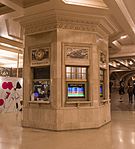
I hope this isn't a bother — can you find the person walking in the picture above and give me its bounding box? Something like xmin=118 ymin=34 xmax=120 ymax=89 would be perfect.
xmin=11 ymin=88 xmax=22 ymax=111
xmin=133 ymin=84 xmax=135 ymax=103
xmin=119 ymin=80 xmax=125 ymax=102
xmin=127 ymin=84 xmax=133 ymax=104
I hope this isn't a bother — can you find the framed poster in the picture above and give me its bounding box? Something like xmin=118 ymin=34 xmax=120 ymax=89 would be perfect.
xmin=30 ymin=46 xmax=50 ymax=67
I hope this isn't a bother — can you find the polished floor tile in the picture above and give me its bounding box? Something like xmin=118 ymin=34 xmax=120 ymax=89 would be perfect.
xmin=0 ymin=111 xmax=135 ymax=149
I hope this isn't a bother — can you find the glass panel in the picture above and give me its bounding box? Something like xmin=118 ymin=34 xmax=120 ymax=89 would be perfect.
xmin=66 ymin=66 xmax=87 ymax=80
xmin=82 ymin=67 xmax=86 ymax=79
xmin=77 ymin=67 xmax=82 ymax=79
xmin=77 ymin=67 xmax=82 ymax=73
xmin=82 ymin=67 xmax=86 ymax=73
xmin=66 ymin=73 xmax=71 ymax=79
xmin=82 ymin=73 xmax=86 ymax=79
xmin=71 ymin=67 xmax=76 ymax=79
xmin=100 ymin=69 xmax=103 ymax=75
xmin=66 ymin=67 xmax=71 ymax=73
xmin=100 ymin=75 xmax=103 ymax=81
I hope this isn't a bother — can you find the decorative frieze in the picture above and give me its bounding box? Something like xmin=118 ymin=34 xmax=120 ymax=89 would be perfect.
xmin=66 ymin=47 xmax=88 ymax=59
xmin=20 ymin=13 xmax=117 ymax=37
xmin=63 ymin=43 xmax=91 ymax=65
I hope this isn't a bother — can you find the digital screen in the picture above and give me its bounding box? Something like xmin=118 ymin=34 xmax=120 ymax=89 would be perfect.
xmin=68 ymin=84 xmax=85 ymax=98
xmin=100 ymin=84 xmax=103 ymax=97
xmin=33 ymin=80 xmax=50 ymax=100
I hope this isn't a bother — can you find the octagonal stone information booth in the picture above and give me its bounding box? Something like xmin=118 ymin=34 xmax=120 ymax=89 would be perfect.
xmin=19 ymin=10 xmax=112 ymax=130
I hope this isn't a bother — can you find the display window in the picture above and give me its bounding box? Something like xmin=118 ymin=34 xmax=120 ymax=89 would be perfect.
xmin=31 ymin=66 xmax=50 ymax=101
xmin=32 ymin=79 xmax=50 ymax=101
xmin=65 ymin=66 xmax=88 ymax=101
xmin=100 ymin=68 xmax=105 ymax=99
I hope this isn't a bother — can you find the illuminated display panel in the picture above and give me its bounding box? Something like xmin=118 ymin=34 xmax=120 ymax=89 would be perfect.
xmin=100 ymin=83 xmax=103 ymax=97
xmin=33 ymin=79 xmax=50 ymax=101
xmin=100 ymin=69 xmax=105 ymax=99
xmin=68 ymin=83 xmax=85 ymax=98
xmin=32 ymin=66 xmax=50 ymax=101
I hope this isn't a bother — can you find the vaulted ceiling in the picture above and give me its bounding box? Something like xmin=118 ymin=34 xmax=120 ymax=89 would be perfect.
xmin=0 ymin=0 xmax=135 ymax=70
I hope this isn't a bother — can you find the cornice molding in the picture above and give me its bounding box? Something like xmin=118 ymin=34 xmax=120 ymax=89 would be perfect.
xmin=19 ymin=12 xmax=119 ymax=37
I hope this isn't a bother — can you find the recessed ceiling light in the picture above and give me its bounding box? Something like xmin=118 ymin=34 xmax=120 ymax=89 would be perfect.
xmin=120 ymin=35 xmax=128 ymax=39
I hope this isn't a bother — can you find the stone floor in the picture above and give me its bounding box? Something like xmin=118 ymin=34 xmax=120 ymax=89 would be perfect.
xmin=0 ymin=111 xmax=135 ymax=149
xmin=0 ymin=89 xmax=135 ymax=149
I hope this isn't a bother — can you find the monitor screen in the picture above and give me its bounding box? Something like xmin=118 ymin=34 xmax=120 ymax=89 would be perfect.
xmin=67 ymin=83 xmax=85 ymax=98
xmin=100 ymin=84 xmax=103 ymax=97
xmin=33 ymin=80 xmax=50 ymax=100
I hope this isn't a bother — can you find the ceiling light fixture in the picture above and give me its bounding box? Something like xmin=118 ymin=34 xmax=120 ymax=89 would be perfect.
xmin=120 ymin=35 xmax=128 ymax=39
xmin=129 ymin=61 xmax=133 ymax=65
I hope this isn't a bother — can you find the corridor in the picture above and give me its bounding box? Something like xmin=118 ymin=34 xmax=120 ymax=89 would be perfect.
xmin=0 ymin=111 xmax=135 ymax=149
xmin=111 ymin=88 xmax=135 ymax=111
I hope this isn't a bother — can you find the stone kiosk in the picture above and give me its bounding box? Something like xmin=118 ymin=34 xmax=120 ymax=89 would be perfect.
xmin=19 ymin=2 xmax=115 ymax=130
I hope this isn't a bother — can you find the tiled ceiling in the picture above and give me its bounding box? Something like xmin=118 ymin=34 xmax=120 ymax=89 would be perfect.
xmin=9 ymin=0 xmax=50 ymax=8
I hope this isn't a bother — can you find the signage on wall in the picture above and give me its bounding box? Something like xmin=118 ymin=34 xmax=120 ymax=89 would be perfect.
xmin=30 ymin=47 xmax=50 ymax=66
xmin=0 ymin=77 xmax=23 ymax=113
